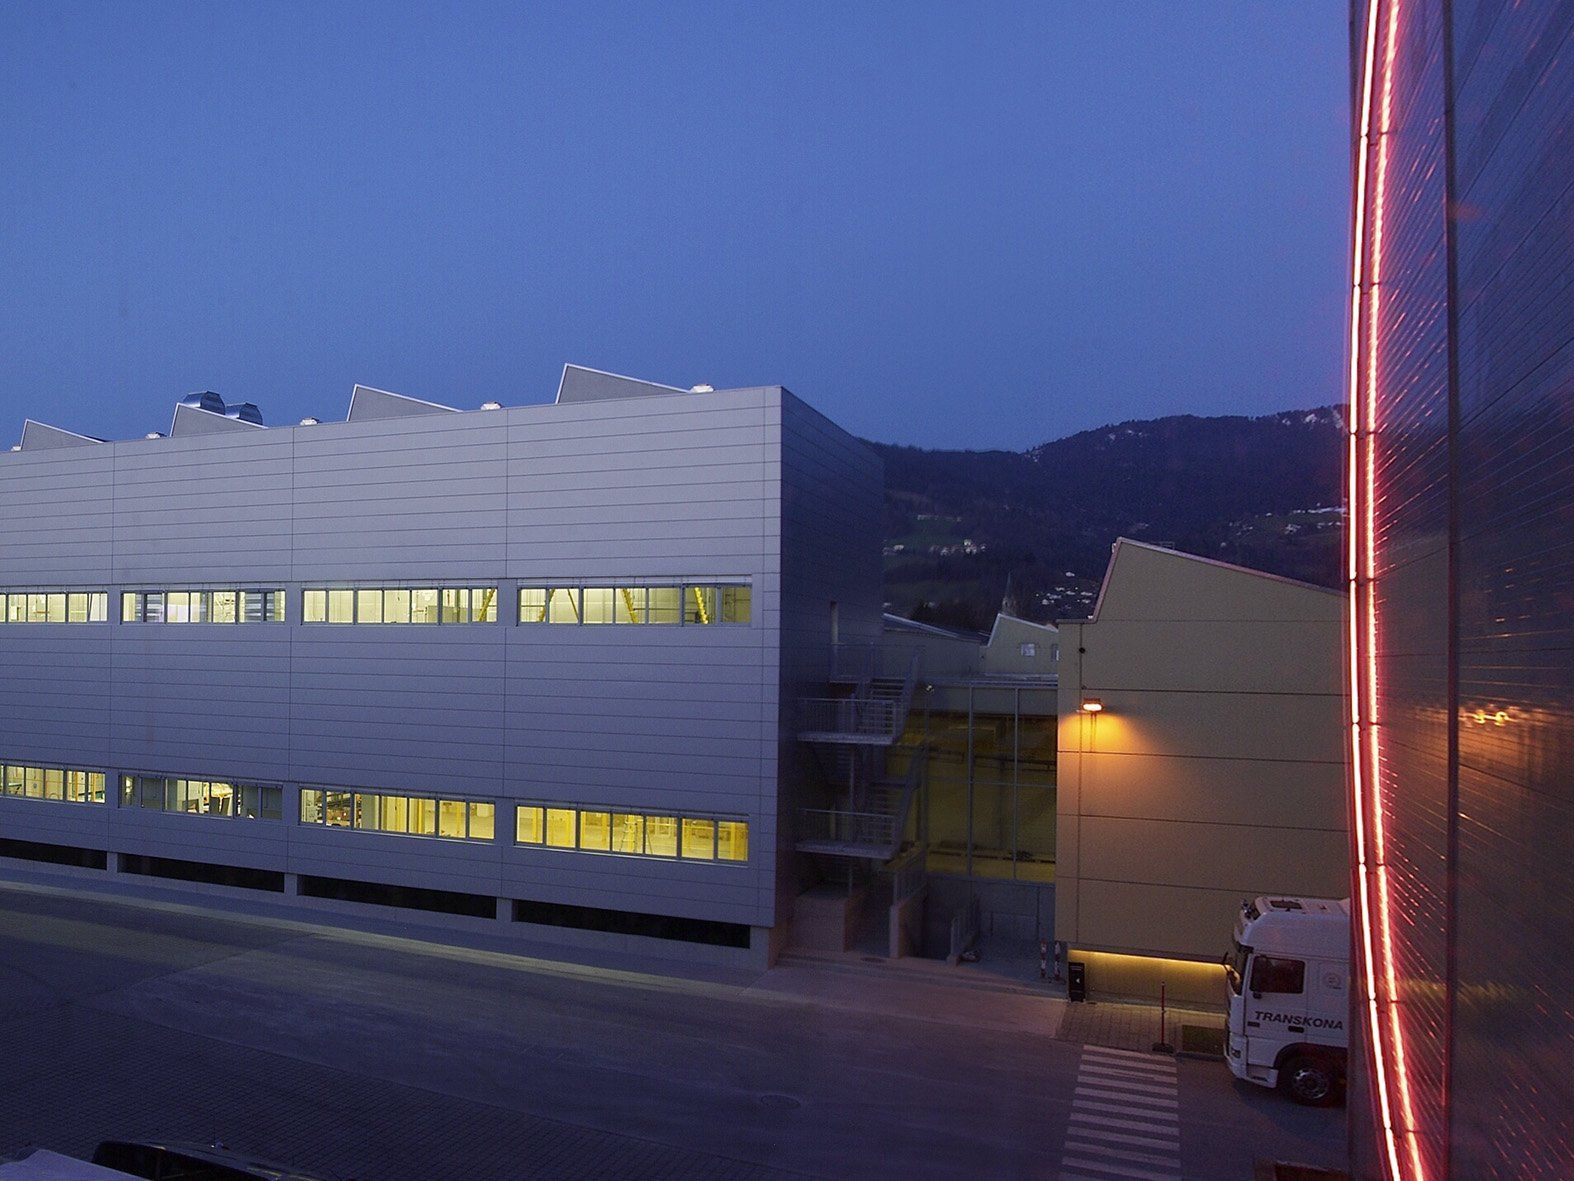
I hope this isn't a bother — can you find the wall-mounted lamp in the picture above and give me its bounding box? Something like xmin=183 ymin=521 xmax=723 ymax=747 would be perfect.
xmin=1081 ymin=697 xmax=1104 ymax=714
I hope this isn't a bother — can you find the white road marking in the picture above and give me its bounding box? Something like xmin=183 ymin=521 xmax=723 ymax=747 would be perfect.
xmin=1060 ymin=1046 xmax=1183 ymax=1181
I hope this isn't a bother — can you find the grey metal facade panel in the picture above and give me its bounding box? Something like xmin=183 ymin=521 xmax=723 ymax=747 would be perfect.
xmin=0 ymin=384 xmax=869 ymax=936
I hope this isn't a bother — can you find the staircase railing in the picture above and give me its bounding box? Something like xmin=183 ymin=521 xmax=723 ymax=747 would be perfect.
xmin=799 ymin=696 xmax=898 ymax=738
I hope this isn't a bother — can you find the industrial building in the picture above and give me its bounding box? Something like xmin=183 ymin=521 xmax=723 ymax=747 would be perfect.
xmin=0 ymin=367 xmax=884 ymax=967
xmin=1347 ymin=2 xmax=1574 ymax=1176
xmin=1055 ymin=539 xmax=1347 ymax=1003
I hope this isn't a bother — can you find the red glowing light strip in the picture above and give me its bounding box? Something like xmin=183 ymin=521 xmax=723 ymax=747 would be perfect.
xmin=1364 ymin=2 xmax=1426 ymax=1175
xmin=1348 ymin=1 xmax=1423 ymax=1178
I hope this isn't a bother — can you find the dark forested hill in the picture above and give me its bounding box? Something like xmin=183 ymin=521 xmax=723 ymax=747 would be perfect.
xmin=872 ymin=406 xmax=1345 ymax=629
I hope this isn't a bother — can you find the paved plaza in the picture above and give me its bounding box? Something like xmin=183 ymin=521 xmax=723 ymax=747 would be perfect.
xmin=0 ymin=874 xmax=1345 ymax=1179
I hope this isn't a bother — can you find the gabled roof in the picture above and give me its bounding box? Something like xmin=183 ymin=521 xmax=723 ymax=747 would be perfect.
xmin=1080 ymin=537 xmax=1342 ymax=624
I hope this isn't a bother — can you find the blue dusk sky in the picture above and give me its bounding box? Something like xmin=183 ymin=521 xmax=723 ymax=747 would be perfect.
xmin=0 ymin=2 xmax=1349 ymax=451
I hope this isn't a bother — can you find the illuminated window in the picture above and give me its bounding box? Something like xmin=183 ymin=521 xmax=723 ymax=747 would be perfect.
xmin=545 ymin=807 xmax=576 ymax=848
xmin=717 ymin=821 xmax=749 ymax=861
xmin=122 ymin=589 xmax=284 ymax=623
xmin=468 ymin=801 xmax=495 ymax=840
xmin=517 ymin=587 xmax=581 ymax=624
xmin=510 ymin=804 xmax=748 ymax=863
xmin=122 ymin=775 xmax=279 ymax=819
xmin=684 ymin=586 xmax=716 ymax=625
xmin=516 ymin=805 xmax=544 ymax=844
xmin=646 ymin=587 xmax=682 ymax=625
xmin=582 ymin=588 xmax=616 ymax=625
xmin=0 ymin=590 xmax=112 ymax=624
xmin=438 ymin=799 xmax=467 ymax=839
xmin=720 ymin=585 xmax=751 ymax=624
xmin=301 ymin=587 xmax=498 ymax=625
xmin=409 ymin=797 xmax=437 ymax=836
xmin=579 ymin=811 xmax=611 ymax=851
xmin=611 ymin=812 xmax=644 ymax=854
xmin=682 ymin=818 xmax=716 ymax=860
xmin=645 ymin=816 xmax=679 ymax=858
xmin=615 ymin=587 xmax=645 ymax=624
xmin=0 ymin=762 xmax=108 ymax=807
xmin=296 ymin=788 xmax=493 ymax=840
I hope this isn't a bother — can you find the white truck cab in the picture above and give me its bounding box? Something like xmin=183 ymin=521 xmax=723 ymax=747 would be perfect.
xmin=1224 ymin=895 xmax=1349 ymax=1105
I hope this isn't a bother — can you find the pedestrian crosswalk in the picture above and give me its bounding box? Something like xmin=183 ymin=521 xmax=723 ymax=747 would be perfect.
xmin=1059 ymin=1044 xmax=1182 ymax=1181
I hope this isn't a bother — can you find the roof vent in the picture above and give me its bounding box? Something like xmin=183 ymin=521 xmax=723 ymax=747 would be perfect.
xmin=689 ymin=384 xmax=715 ymax=393
xmin=145 ymin=432 xmax=163 ymax=440
xmin=299 ymin=417 xmax=320 ymax=426
xmin=224 ymin=402 xmax=264 ymax=425
xmin=8 ymin=445 xmax=19 ymax=452
xmin=479 ymin=401 xmax=502 ymax=411
xmin=179 ymin=391 xmax=225 ymax=415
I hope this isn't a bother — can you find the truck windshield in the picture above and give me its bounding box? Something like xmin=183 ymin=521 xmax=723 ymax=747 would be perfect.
xmin=1225 ymin=937 xmax=1251 ymax=994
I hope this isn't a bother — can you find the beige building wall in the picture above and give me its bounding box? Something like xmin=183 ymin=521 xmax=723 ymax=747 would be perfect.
xmin=1055 ymin=539 xmax=1347 ymax=1004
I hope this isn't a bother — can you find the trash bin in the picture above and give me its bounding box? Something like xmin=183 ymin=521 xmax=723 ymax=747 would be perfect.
xmin=1068 ymin=960 xmax=1087 ymax=1002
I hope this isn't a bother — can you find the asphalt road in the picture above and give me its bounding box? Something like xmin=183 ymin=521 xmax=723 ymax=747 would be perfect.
xmin=0 ymin=878 xmax=1346 ymax=1179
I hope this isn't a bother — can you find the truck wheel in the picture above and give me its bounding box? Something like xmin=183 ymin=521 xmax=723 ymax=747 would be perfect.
xmin=1280 ymin=1055 xmax=1338 ymax=1106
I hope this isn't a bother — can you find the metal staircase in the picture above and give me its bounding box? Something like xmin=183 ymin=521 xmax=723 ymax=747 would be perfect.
xmin=796 ymin=646 xmax=923 ymax=860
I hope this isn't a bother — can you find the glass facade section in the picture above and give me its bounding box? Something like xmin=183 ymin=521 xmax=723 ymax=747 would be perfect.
xmin=303 ymin=587 xmax=498 ymax=624
xmin=0 ymin=762 xmax=106 ymax=804
xmin=0 ymin=591 xmax=108 ymax=624
xmin=122 ymin=590 xmax=283 ymax=624
xmin=513 ymin=803 xmax=747 ymax=862
xmin=910 ymin=685 xmax=1056 ymax=882
xmin=299 ymin=787 xmax=494 ymax=841
xmin=121 ymin=775 xmax=282 ymax=819
xmin=517 ymin=583 xmax=750 ymax=625
xmin=1349 ymin=4 xmax=1574 ymax=1176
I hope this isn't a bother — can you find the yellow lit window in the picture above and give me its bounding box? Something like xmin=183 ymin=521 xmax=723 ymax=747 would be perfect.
xmin=300 ymin=789 xmax=323 ymax=823
xmin=440 ymin=588 xmax=468 ymax=624
xmin=88 ymin=772 xmax=106 ymax=804
xmin=354 ymin=793 xmax=380 ymax=830
xmin=611 ymin=813 xmax=644 ymax=854
xmin=716 ymin=820 xmax=749 ymax=861
xmin=468 ymin=801 xmax=495 ymax=840
xmin=646 ymin=587 xmax=682 ymax=625
xmin=66 ymin=593 xmax=88 ymax=623
xmin=645 ymin=816 xmax=679 ymax=857
xmin=327 ymin=589 xmax=354 ymax=624
xmin=379 ymin=794 xmax=409 ymax=833
xmin=615 ymin=587 xmax=644 ymax=624
xmin=721 ymin=585 xmax=751 ymax=624
xmin=578 ymin=811 xmax=611 ymax=851
xmin=410 ymin=588 xmax=438 ymax=624
xmin=545 ymin=588 xmax=580 ymax=624
xmin=682 ymin=818 xmax=716 ymax=860
xmin=409 ymin=797 xmax=437 ymax=836
xmin=581 ymin=588 xmax=615 ymax=624
xmin=303 ymin=590 xmax=326 ymax=623
xmin=357 ymin=589 xmax=385 ymax=624
xmin=519 ymin=588 xmax=546 ymax=623
xmin=472 ymin=588 xmax=498 ymax=623
xmin=4 ymin=766 xmax=24 ymax=795
xmin=438 ymin=799 xmax=467 ymax=839
xmin=375 ymin=588 xmax=406 ymax=623
xmin=324 ymin=791 xmax=353 ymax=827
xmin=545 ymin=807 xmax=576 ymax=848
xmin=685 ymin=586 xmax=716 ymax=625
xmin=212 ymin=591 xmax=238 ymax=623
xmin=517 ymin=805 xmax=544 ymax=843
xmin=46 ymin=593 xmax=67 ymax=623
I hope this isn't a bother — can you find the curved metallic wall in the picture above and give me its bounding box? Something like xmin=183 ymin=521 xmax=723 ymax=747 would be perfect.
xmin=1349 ymin=2 xmax=1574 ymax=1177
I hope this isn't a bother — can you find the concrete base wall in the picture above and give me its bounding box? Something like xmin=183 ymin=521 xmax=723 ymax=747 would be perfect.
xmin=888 ymin=886 xmax=926 ymax=958
xmin=789 ymin=885 xmax=867 ymax=952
